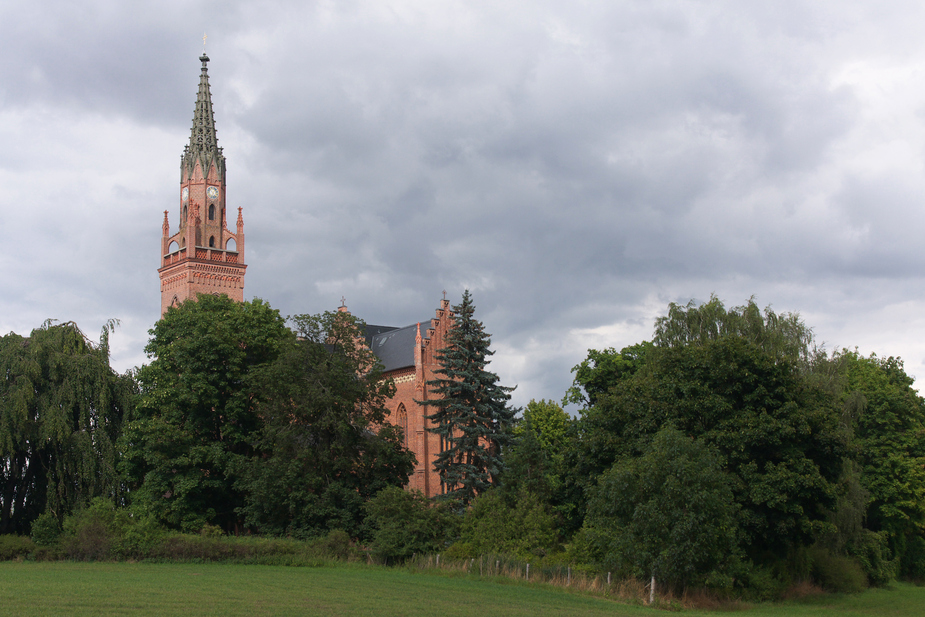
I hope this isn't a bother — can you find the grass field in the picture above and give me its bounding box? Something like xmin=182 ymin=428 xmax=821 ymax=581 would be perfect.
xmin=0 ymin=562 xmax=922 ymax=616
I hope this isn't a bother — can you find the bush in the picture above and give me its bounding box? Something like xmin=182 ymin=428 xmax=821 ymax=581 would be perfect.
xmin=848 ymin=530 xmax=896 ymax=586
xmin=0 ymin=535 xmax=35 ymax=560
xmin=728 ymin=561 xmax=788 ymax=601
xmin=454 ymin=490 xmax=560 ymax=560
xmin=809 ymin=545 xmax=867 ymax=593
xmin=31 ymin=512 xmax=62 ymax=547
xmin=365 ymin=487 xmax=459 ymax=564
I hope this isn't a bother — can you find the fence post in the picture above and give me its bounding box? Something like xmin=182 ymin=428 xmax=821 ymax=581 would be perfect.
xmin=649 ymin=575 xmax=655 ymax=604
xmin=567 ymin=566 xmax=571 ymax=586
xmin=436 ymin=554 xmax=440 ymax=567
xmin=526 ymin=563 xmax=530 ymax=581
xmin=607 ymin=572 xmax=611 ymax=586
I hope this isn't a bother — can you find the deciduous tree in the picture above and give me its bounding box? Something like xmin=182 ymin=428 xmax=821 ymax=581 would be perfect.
xmin=585 ymin=427 xmax=741 ymax=592
xmin=234 ymin=310 xmax=415 ymax=538
xmin=120 ymin=296 xmax=292 ymax=532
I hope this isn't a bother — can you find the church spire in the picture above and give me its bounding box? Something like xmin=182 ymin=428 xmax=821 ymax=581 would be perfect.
xmin=182 ymin=53 xmax=225 ymax=182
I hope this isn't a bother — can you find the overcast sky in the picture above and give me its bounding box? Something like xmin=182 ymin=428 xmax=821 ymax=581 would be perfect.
xmin=3 ymin=1 xmax=925 ymax=411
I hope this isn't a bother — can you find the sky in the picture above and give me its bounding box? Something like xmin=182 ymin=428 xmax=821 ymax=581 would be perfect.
xmin=2 ymin=1 xmax=925 ymax=412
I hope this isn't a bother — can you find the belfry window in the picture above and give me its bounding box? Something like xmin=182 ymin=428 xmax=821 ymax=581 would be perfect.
xmin=209 ymin=204 xmax=215 ymax=221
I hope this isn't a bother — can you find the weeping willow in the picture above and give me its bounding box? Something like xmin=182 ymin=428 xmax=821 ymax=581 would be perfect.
xmin=652 ymin=294 xmax=816 ymax=367
xmin=0 ymin=320 xmax=134 ymax=534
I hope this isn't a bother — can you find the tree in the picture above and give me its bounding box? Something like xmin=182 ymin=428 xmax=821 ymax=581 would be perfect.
xmin=422 ymin=290 xmax=516 ymax=506
xmin=234 ymin=310 xmax=416 ymax=538
xmin=0 ymin=321 xmax=133 ymax=534
xmin=120 ymin=295 xmax=292 ymax=532
xmin=503 ymin=399 xmax=576 ymax=526
xmin=653 ymin=295 xmax=815 ymax=367
xmin=574 ymin=336 xmax=846 ymax=558
xmin=564 ymin=342 xmax=653 ymax=408
xmin=837 ymin=351 xmax=925 ymax=577
xmin=585 ymin=427 xmax=741 ymax=592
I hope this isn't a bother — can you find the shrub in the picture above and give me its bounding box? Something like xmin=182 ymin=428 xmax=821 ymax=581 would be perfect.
xmin=809 ymin=546 xmax=867 ymax=593
xmin=848 ymin=530 xmax=896 ymax=586
xmin=31 ymin=512 xmax=62 ymax=547
xmin=0 ymin=535 xmax=35 ymax=560
xmin=365 ymin=486 xmax=459 ymax=564
xmin=455 ymin=490 xmax=560 ymax=560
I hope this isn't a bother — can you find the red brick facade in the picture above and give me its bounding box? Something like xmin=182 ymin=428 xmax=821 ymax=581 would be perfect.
xmin=375 ymin=298 xmax=455 ymax=497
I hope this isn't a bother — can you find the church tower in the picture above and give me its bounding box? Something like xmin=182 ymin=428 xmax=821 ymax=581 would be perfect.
xmin=158 ymin=53 xmax=246 ymax=316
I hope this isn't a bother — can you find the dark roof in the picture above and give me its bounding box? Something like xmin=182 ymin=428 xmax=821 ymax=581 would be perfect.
xmin=368 ymin=322 xmax=429 ymax=373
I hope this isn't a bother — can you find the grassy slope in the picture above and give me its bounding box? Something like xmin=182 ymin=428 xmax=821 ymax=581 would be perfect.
xmin=0 ymin=562 xmax=920 ymax=617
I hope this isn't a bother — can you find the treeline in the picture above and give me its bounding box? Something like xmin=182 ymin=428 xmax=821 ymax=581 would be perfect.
xmin=2 ymin=293 xmax=924 ymax=600
xmin=488 ymin=296 xmax=925 ymax=596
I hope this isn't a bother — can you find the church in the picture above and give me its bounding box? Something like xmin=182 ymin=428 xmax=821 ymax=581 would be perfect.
xmin=159 ymin=53 xmax=447 ymax=497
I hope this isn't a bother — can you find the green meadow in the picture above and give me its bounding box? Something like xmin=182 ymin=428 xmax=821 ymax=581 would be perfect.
xmin=0 ymin=562 xmax=921 ymax=617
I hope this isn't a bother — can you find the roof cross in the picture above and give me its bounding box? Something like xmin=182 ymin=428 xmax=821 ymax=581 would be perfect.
xmin=340 ymin=296 xmax=346 ymax=307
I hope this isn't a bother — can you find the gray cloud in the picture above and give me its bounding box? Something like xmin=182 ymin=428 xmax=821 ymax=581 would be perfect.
xmin=2 ymin=1 xmax=925 ymax=410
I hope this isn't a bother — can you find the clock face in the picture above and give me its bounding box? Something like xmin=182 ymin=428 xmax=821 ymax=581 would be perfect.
xmin=181 ymin=187 xmax=189 ymax=202
xmin=207 ymin=186 xmax=219 ymax=200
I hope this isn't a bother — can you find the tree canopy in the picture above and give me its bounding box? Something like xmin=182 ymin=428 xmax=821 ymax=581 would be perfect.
xmin=585 ymin=427 xmax=741 ymax=592
xmin=120 ymin=295 xmax=292 ymax=532
xmin=234 ymin=310 xmax=416 ymax=538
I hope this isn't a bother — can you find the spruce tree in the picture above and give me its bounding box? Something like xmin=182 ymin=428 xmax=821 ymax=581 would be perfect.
xmin=422 ymin=290 xmax=516 ymax=506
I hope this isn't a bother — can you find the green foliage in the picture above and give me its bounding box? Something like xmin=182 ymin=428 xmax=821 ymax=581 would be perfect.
xmin=0 ymin=535 xmax=35 ymax=560
xmin=652 ymin=294 xmax=815 ymax=367
xmin=423 ymin=290 xmax=516 ymax=506
xmin=503 ymin=400 xmax=572 ymax=519
xmin=123 ymin=298 xmax=413 ymax=538
xmin=836 ymin=351 xmax=925 ymax=578
xmin=809 ymin=545 xmax=868 ymax=593
xmin=233 ymin=310 xmax=415 ymax=538
xmin=365 ymin=486 xmax=459 ymax=564
xmin=584 ymin=427 xmax=741 ymax=592
xmin=30 ymin=512 xmax=61 ymax=547
xmin=0 ymin=320 xmax=133 ymax=535
xmin=575 ymin=336 xmax=846 ymax=558
xmin=120 ymin=296 xmax=293 ymax=532
xmin=564 ymin=342 xmax=653 ymax=407
xmin=453 ymin=490 xmax=560 ymax=560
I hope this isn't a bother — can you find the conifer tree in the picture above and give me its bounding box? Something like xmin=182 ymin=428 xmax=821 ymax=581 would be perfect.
xmin=422 ymin=290 xmax=516 ymax=506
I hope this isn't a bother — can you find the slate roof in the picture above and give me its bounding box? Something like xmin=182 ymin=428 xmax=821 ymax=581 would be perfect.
xmin=366 ymin=322 xmax=429 ymax=373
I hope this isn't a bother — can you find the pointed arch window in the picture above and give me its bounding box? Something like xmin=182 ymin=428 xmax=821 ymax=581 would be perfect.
xmin=208 ymin=204 xmax=215 ymax=221
xmin=396 ymin=404 xmax=408 ymax=447
xmin=209 ymin=236 xmax=215 ymax=248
